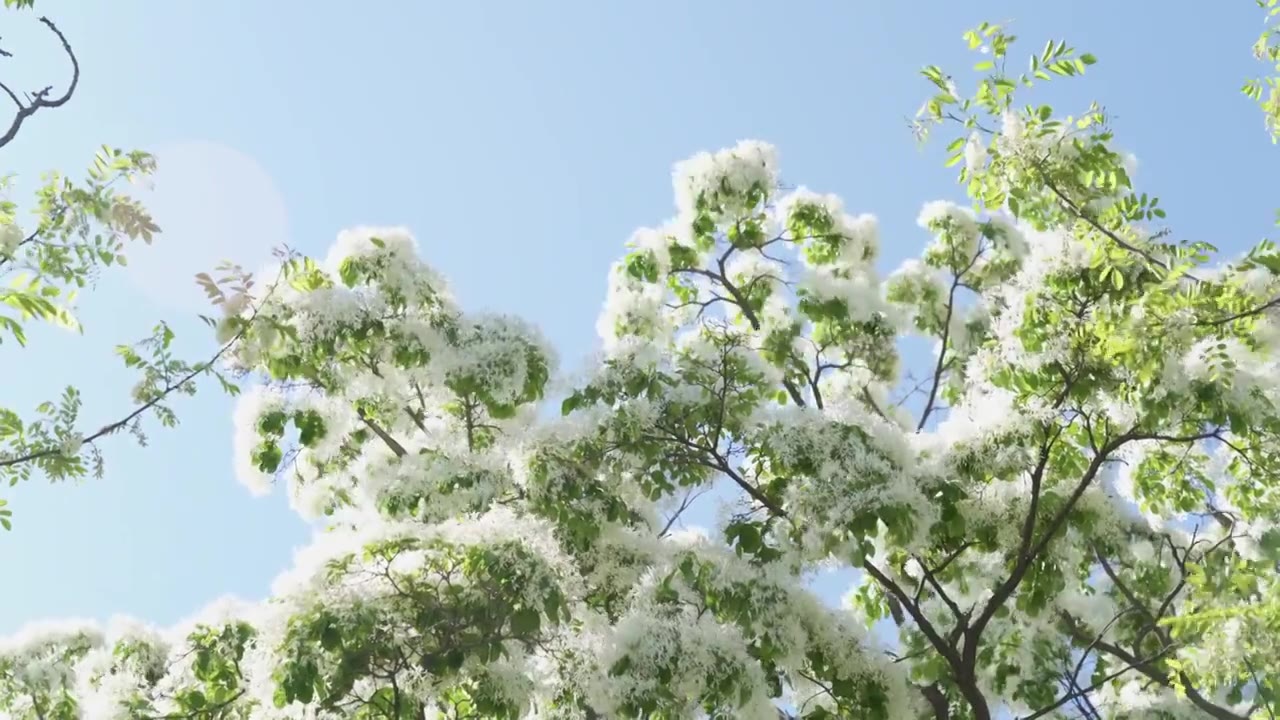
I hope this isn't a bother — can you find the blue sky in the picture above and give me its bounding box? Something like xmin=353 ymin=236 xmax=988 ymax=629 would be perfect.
xmin=0 ymin=0 xmax=1273 ymax=639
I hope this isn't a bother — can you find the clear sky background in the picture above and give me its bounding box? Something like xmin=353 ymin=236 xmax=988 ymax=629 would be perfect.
xmin=0 ymin=0 xmax=1274 ymax=638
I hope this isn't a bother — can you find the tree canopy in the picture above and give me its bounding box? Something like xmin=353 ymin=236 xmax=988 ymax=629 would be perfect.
xmin=3 ymin=11 xmax=1280 ymax=720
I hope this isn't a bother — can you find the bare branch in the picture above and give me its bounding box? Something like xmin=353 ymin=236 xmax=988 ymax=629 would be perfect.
xmin=658 ymin=486 xmax=708 ymax=538
xmin=1019 ymin=645 xmax=1175 ymax=720
xmin=0 ymin=16 xmax=80 ymax=149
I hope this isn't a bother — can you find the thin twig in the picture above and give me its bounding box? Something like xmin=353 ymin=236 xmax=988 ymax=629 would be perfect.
xmin=0 ymin=17 xmax=80 ymax=148
xmin=0 ymin=267 xmax=284 ymax=471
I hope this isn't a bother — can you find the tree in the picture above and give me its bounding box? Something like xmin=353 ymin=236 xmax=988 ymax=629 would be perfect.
xmin=0 ymin=1 xmax=251 ymax=529
xmin=2 ymin=15 xmax=1280 ymax=720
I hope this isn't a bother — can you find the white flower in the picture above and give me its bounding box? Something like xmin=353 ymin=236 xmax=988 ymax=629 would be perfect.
xmin=963 ymin=132 xmax=987 ymax=173
xmin=60 ymin=434 xmax=83 ymax=457
xmin=4 ymin=131 xmax=1277 ymax=720
xmin=673 ymin=140 xmax=779 ymax=220
xmin=0 ymin=221 xmax=21 ymax=257
xmin=1001 ymin=109 xmax=1025 ymax=144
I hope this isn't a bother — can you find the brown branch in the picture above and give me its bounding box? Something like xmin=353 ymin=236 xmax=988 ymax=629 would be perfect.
xmin=920 ymin=683 xmax=951 ymax=720
xmin=1042 ymin=178 xmax=1172 ymax=273
xmin=675 ymin=247 xmax=809 ymax=408
xmin=862 ymin=560 xmax=984 ymax=718
xmin=1042 ymin=173 xmax=1280 ymax=327
xmin=918 ymin=277 xmax=959 ymax=431
xmin=1059 ymin=602 xmax=1247 ymax=720
xmin=357 ymin=407 xmax=407 ymax=458
xmin=964 ymin=426 xmax=1075 ymax=665
xmin=916 ymin=555 xmax=966 ymax=626
xmin=1244 ymin=658 xmax=1276 ymax=720
xmin=917 ymin=243 xmax=982 ymax=432
xmin=657 ymin=486 xmax=708 ymax=537
xmin=1200 ymin=294 xmax=1280 ymax=327
xmin=0 ymin=285 xmax=278 ymax=472
xmin=145 ymin=690 xmax=247 ymax=720
xmin=1019 ymin=645 xmax=1175 ymax=720
xmin=0 ymin=17 xmax=79 ymax=149
xmin=863 ymin=562 xmax=962 ymax=667
xmin=712 ymin=453 xmax=784 ymax=518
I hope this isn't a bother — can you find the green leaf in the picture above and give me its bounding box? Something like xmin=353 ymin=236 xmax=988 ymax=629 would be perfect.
xmin=511 ymin=606 xmax=541 ymax=635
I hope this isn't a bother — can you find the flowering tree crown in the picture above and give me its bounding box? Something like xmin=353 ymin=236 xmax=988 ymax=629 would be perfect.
xmin=3 ymin=19 xmax=1280 ymax=720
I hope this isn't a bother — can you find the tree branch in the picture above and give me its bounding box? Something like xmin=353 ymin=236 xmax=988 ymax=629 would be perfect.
xmin=0 ymin=16 xmax=79 ymax=149
xmin=356 ymin=407 xmax=407 ymax=458
xmin=1019 ymin=646 xmax=1174 ymax=720
xmin=0 ymin=293 xmax=274 ymax=472
xmin=1058 ymin=609 xmax=1247 ymax=720
xmin=918 ymin=277 xmax=959 ymax=431
xmin=1042 ymin=173 xmax=1280 ymax=327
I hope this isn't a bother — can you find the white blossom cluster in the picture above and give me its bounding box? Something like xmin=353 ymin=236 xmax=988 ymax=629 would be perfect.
xmin=2 ymin=127 xmax=1279 ymax=719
